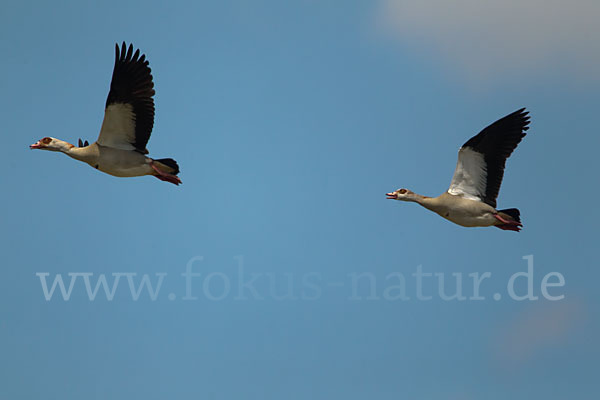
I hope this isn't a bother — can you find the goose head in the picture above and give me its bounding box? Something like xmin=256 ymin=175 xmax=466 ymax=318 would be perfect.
xmin=30 ymin=137 xmax=72 ymax=152
xmin=386 ymin=188 xmax=418 ymax=201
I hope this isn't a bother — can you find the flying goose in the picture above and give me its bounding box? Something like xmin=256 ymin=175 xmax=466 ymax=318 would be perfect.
xmin=30 ymin=42 xmax=181 ymax=185
xmin=386 ymin=108 xmax=531 ymax=231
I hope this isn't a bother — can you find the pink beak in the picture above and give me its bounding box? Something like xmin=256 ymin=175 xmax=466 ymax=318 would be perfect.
xmin=386 ymin=192 xmax=396 ymax=199
xmin=30 ymin=141 xmax=42 ymax=149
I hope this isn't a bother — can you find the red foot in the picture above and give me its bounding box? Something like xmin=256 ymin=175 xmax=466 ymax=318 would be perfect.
xmin=495 ymin=223 xmax=521 ymax=232
xmin=154 ymin=174 xmax=182 ymax=185
xmin=150 ymin=162 xmax=182 ymax=185
xmin=493 ymin=214 xmax=522 ymax=232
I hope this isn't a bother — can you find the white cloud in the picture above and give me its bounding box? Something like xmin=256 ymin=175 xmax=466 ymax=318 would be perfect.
xmin=377 ymin=0 xmax=600 ymax=85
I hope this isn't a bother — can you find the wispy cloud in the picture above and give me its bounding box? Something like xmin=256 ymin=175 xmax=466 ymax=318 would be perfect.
xmin=377 ymin=0 xmax=600 ymax=86
xmin=491 ymin=300 xmax=586 ymax=367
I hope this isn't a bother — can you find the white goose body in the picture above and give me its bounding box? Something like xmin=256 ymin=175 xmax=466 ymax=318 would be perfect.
xmin=387 ymin=109 xmax=531 ymax=231
xmin=67 ymin=143 xmax=152 ymax=177
xmin=419 ymin=193 xmax=499 ymax=227
xmin=31 ymin=43 xmax=181 ymax=185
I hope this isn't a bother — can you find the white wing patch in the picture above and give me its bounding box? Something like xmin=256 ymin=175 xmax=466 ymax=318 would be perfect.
xmin=97 ymin=103 xmax=137 ymax=150
xmin=447 ymin=147 xmax=487 ymax=201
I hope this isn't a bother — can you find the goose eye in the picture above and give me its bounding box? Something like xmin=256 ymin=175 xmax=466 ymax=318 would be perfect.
xmin=399 ymin=189 xmax=407 ymax=194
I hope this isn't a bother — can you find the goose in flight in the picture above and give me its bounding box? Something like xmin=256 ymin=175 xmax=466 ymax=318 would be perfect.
xmin=386 ymin=109 xmax=531 ymax=231
xmin=30 ymin=42 xmax=181 ymax=185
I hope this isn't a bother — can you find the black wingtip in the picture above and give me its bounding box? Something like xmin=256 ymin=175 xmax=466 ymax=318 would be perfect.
xmin=516 ymin=107 xmax=530 ymax=117
xmin=500 ymin=108 xmax=531 ymax=132
xmin=114 ymin=42 xmax=147 ymax=64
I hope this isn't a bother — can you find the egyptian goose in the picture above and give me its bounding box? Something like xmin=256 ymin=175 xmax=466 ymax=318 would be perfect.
xmin=386 ymin=109 xmax=531 ymax=231
xmin=30 ymin=42 xmax=181 ymax=185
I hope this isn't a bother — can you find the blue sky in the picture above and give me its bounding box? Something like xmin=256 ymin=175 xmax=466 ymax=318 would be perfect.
xmin=1 ymin=1 xmax=599 ymax=399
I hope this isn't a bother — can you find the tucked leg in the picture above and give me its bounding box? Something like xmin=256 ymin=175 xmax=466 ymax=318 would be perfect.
xmin=150 ymin=162 xmax=182 ymax=185
xmin=493 ymin=214 xmax=522 ymax=231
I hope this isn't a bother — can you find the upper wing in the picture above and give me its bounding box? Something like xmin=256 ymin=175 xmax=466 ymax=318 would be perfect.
xmin=97 ymin=42 xmax=155 ymax=153
xmin=447 ymin=108 xmax=531 ymax=208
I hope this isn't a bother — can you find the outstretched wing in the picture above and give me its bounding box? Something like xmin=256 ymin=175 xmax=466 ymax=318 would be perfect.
xmin=97 ymin=42 xmax=155 ymax=154
xmin=448 ymin=108 xmax=531 ymax=208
